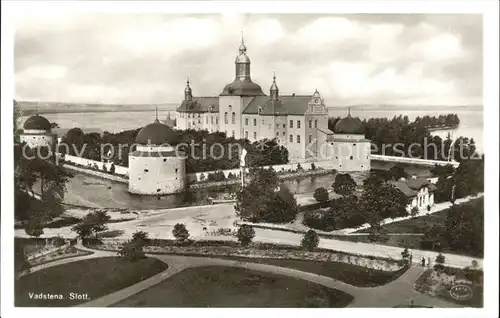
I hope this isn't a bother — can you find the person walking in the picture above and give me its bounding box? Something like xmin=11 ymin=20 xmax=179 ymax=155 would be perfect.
xmin=428 ymin=257 xmax=431 ymax=268
xmin=421 ymin=257 xmax=426 ymax=267
xmin=409 ymin=253 xmax=413 ymax=266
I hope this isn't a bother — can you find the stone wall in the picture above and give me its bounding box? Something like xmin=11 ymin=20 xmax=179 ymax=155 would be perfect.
xmin=61 ymin=154 xmax=129 ymax=175
xmin=63 ymin=164 xmax=128 ymax=183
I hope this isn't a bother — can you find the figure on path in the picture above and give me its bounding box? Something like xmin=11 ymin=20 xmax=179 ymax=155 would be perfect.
xmin=421 ymin=257 xmax=426 ymax=267
xmin=409 ymin=253 xmax=413 ymax=265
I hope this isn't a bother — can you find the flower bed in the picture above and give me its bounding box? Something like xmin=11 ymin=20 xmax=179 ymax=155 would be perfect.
xmin=29 ymin=246 xmax=93 ymax=268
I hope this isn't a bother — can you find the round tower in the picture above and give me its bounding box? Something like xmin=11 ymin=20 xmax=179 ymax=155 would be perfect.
xmin=128 ymin=109 xmax=186 ymax=195
xmin=20 ymin=106 xmax=57 ymax=150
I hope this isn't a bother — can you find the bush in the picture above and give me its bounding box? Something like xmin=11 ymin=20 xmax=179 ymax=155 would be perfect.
xmin=172 ymin=223 xmax=190 ymax=242
xmin=313 ymin=187 xmax=329 ymax=203
xmin=301 ymin=230 xmax=319 ymax=251
xmin=410 ymin=206 xmax=419 ymax=218
xmin=237 ymin=224 xmax=255 ymax=246
xmin=132 ymin=230 xmax=149 ymax=247
xmin=52 ymin=236 xmax=66 ymax=247
xmin=310 ymin=163 xmax=316 ymax=170
xmin=297 ymin=163 xmax=303 ymax=171
xmin=118 ymin=240 xmax=145 ymax=261
xmin=401 ymin=248 xmax=410 ymax=259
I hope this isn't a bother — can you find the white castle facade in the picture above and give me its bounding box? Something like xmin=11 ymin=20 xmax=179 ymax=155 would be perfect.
xmin=175 ymin=38 xmax=370 ymax=172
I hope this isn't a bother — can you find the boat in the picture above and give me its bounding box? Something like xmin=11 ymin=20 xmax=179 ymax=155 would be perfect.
xmin=208 ymin=192 xmax=237 ymax=204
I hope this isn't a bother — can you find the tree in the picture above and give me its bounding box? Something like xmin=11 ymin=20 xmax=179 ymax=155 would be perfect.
xmin=389 ymin=163 xmax=408 ymax=181
xmin=410 ymin=206 xmax=419 ymax=218
xmin=434 ymin=253 xmax=446 ymax=271
xmin=333 ymin=173 xmax=356 ymax=196
xmin=172 ymin=223 xmax=190 ymax=242
xmin=71 ymin=210 xmax=110 ymax=239
xmin=118 ymin=240 xmax=145 ymax=261
xmin=401 ymin=248 xmax=410 ymax=259
xmin=237 ymin=224 xmax=255 ymax=246
xmin=444 ymin=198 xmax=483 ymax=257
xmin=313 ymin=187 xmax=329 ymax=203
xmin=301 ymin=230 xmax=319 ymax=251
xmin=235 ymin=168 xmax=298 ymax=223
xmin=132 ymin=230 xmax=149 ymax=247
xmin=25 ymin=220 xmax=44 ymax=239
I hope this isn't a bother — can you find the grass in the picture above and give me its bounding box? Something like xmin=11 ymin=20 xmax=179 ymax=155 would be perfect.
xmin=356 ymin=210 xmax=448 ymax=234
xmin=15 ymin=256 xmax=168 ymax=307
xmin=211 ymin=256 xmax=408 ymax=287
xmin=113 ymin=266 xmax=354 ymax=307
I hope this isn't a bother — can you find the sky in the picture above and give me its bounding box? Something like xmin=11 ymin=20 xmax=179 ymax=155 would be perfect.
xmin=15 ymin=13 xmax=483 ymax=106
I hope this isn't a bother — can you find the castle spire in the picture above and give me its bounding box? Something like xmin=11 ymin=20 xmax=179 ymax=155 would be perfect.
xmin=184 ymin=77 xmax=193 ymax=101
xmin=270 ymin=70 xmax=279 ymax=100
xmin=35 ymin=104 xmax=39 ymax=116
xmin=154 ymin=106 xmax=160 ymax=123
xmin=347 ymin=106 xmax=351 ymax=117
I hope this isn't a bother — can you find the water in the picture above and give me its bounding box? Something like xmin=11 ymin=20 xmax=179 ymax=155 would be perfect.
xmin=18 ymin=107 xmax=483 ymax=153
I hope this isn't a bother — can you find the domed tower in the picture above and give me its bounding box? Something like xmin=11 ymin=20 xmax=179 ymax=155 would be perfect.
xmin=220 ymin=35 xmax=265 ymax=96
xmin=20 ymin=105 xmax=57 ymax=150
xmin=332 ymin=107 xmax=370 ymax=172
xmin=128 ymin=108 xmax=187 ymax=195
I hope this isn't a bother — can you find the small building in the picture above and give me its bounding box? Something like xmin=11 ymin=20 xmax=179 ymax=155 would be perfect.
xmin=128 ymin=113 xmax=186 ymax=195
xmin=389 ymin=177 xmax=437 ymax=213
xmin=329 ymin=109 xmax=371 ymax=172
xmin=20 ymin=113 xmax=57 ymax=150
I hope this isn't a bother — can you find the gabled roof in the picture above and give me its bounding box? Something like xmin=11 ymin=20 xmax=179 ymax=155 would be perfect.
xmin=388 ymin=178 xmax=437 ymax=198
xmin=243 ymin=95 xmax=312 ymax=115
xmin=176 ymin=97 xmax=219 ymax=113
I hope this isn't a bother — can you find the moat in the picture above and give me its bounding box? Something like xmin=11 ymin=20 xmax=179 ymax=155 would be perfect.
xmin=61 ymin=161 xmax=432 ymax=210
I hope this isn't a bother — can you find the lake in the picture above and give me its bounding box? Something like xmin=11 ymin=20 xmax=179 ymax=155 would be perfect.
xmin=18 ymin=107 xmax=484 ymax=153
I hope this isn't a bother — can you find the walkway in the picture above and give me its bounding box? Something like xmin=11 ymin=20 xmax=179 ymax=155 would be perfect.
xmin=73 ymin=246 xmax=460 ymax=308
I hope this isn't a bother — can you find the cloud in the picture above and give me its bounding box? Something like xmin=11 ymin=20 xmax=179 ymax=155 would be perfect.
xmin=14 ymin=13 xmax=482 ymax=106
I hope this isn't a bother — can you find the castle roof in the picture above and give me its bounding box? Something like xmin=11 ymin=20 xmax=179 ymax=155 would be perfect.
xmin=23 ymin=115 xmax=51 ymax=130
xmin=243 ymin=95 xmax=312 ymax=116
xmin=176 ymin=97 xmax=219 ymax=113
xmin=220 ymin=78 xmax=266 ymax=97
xmin=135 ymin=121 xmax=177 ymax=145
xmin=333 ymin=115 xmax=365 ymax=134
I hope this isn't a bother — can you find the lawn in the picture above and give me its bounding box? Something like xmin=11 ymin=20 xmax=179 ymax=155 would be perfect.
xmin=15 ymin=256 xmax=168 ymax=307
xmin=212 ymin=256 xmax=408 ymax=287
xmin=356 ymin=210 xmax=448 ymax=234
xmin=113 ymin=266 xmax=354 ymax=307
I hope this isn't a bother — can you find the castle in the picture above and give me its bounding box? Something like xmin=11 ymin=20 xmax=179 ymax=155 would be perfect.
xmin=175 ymin=37 xmax=371 ymax=171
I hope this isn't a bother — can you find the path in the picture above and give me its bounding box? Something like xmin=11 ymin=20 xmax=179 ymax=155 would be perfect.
xmin=73 ymin=246 xmax=460 ymax=308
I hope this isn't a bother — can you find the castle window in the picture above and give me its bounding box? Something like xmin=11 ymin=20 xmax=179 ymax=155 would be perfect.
xmin=262 ymin=119 xmax=264 ymax=125
xmin=232 ymin=130 xmax=235 ymax=137
xmin=211 ymin=116 xmax=214 ymax=124
xmin=198 ymin=119 xmax=201 ymax=124
xmin=232 ymin=112 xmax=236 ymax=124
xmin=276 ymin=132 xmax=279 ymax=136
xmin=282 ymin=131 xmax=285 ymax=136
xmin=350 ymin=156 xmax=353 ymax=160
xmin=309 ymin=120 xmax=312 ymax=128
xmin=245 ymin=118 xmax=249 ymax=126
xmin=157 ymin=189 xmax=161 ymax=192
xmin=163 ymin=159 xmax=167 ymax=162
xmin=289 ymin=120 xmax=293 ymax=128
xmin=276 ymin=124 xmax=280 ymax=128
xmin=206 ymin=117 xmax=208 ymax=124
xmin=258 ymin=106 xmax=262 ymax=114
xmin=175 ymin=168 xmax=178 ymax=173
xmin=224 ymin=112 xmax=228 ymax=124
xmin=353 ymin=143 xmax=356 ymax=146
xmin=297 ymin=120 xmax=301 ymax=128
xmin=144 ymin=169 xmax=149 ymax=172
xmin=253 ymin=119 xmax=257 ymax=126
xmin=216 ymin=118 xmax=219 ymax=124
xmin=245 ymin=131 xmax=248 ymax=139
xmin=297 ymin=135 xmax=301 ymax=143
xmin=314 ymin=120 xmax=318 ymax=128
xmin=283 ymin=124 xmax=285 ymax=128
xmin=253 ymin=132 xmax=257 ymax=140
xmin=289 ymin=135 xmax=293 ymax=142
xmin=309 ymin=135 xmax=312 ymax=143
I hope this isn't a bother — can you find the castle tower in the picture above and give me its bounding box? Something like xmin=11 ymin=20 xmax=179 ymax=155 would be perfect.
xmin=128 ymin=110 xmax=186 ymax=195
xmin=20 ymin=105 xmax=57 ymax=150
